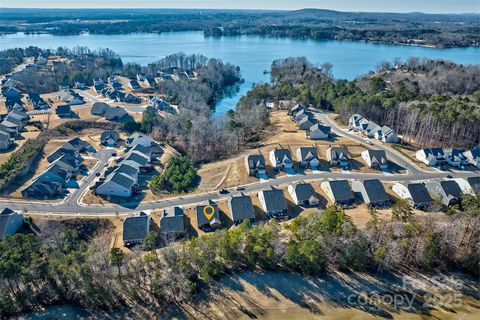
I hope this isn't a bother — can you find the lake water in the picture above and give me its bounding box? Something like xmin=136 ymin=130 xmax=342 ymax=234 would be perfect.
xmin=1 ymin=31 xmax=479 ymax=114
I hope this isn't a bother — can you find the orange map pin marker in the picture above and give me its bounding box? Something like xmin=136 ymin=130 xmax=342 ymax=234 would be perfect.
xmin=203 ymin=205 xmax=215 ymax=220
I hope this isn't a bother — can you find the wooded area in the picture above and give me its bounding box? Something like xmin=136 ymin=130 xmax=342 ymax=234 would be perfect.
xmin=2 ymin=8 xmax=478 ymax=48
xmin=0 ymin=197 xmax=478 ymax=317
xmin=242 ymin=57 xmax=480 ymax=148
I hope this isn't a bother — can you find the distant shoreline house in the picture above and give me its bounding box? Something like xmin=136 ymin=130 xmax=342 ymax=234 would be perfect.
xmin=349 ymin=114 xmax=399 ymax=143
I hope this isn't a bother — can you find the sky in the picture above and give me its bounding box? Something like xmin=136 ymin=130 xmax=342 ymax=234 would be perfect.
xmin=4 ymin=1 xmax=480 ymax=13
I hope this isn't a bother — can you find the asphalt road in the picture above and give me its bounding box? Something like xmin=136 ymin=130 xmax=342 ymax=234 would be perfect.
xmin=0 ymin=109 xmax=477 ymax=216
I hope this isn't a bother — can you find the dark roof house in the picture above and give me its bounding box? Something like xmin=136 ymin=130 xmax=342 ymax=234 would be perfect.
xmin=352 ymin=179 xmax=390 ymax=207
xmin=228 ymin=194 xmax=255 ymax=224
xmin=123 ymin=213 xmax=150 ymax=246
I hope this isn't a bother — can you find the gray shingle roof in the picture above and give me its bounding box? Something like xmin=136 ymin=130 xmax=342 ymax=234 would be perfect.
xmin=406 ymin=183 xmax=432 ymax=205
xmin=291 ymin=182 xmax=316 ymax=202
xmin=246 ymin=154 xmax=266 ymax=170
xmin=467 ymin=177 xmax=480 ymax=193
xmin=328 ymin=147 xmax=349 ymax=161
xmin=261 ymin=187 xmax=287 ymax=212
xmin=365 ymin=150 xmax=388 ymax=164
xmin=359 ymin=179 xmax=390 ymax=204
xmin=160 ymin=207 xmax=185 ymax=233
xmin=328 ymin=180 xmax=354 ymax=202
xmin=123 ymin=214 xmax=149 ymax=241
xmin=228 ymin=194 xmax=255 ymax=222
xmin=196 ymin=202 xmax=220 ymax=228
xmin=440 ymin=180 xmax=462 ymax=199
xmin=297 ymin=147 xmax=318 ymax=162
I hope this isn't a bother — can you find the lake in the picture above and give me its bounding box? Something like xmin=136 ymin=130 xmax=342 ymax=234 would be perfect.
xmin=1 ymin=31 xmax=479 ymax=114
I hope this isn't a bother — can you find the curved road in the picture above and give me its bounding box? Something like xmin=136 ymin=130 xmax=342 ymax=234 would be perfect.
xmin=0 ymin=111 xmax=476 ymax=216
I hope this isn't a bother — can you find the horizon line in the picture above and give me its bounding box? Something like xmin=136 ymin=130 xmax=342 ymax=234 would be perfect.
xmin=1 ymin=7 xmax=478 ymax=15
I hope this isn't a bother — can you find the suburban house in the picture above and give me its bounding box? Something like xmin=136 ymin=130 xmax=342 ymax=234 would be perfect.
xmin=307 ymin=123 xmax=331 ymax=140
xmin=143 ymin=76 xmax=156 ymax=87
xmin=269 ymin=149 xmax=293 ymax=171
xmin=454 ymin=177 xmax=480 ymax=196
xmin=96 ymin=167 xmax=138 ymax=198
xmin=415 ymin=148 xmax=447 ymax=166
xmin=361 ymin=150 xmax=389 ymax=169
xmin=160 ymin=207 xmax=186 ymax=238
xmin=228 ymin=194 xmax=255 ymax=224
xmin=294 ymin=109 xmax=311 ymax=122
xmin=425 ymin=180 xmax=463 ymax=207
xmin=136 ymin=73 xmax=146 ymax=81
xmin=0 ymin=131 xmax=13 ymax=150
xmin=444 ymin=149 xmax=467 ymax=167
xmin=101 ymin=130 xmax=120 ymax=146
xmin=464 ymin=146 xmax=480 ymax=168
xmin=94 ymin=83 xmax=105 ymax=93
xmin=326 ymin=146 xmax=350 ymax=168
xmin=258 ymin=187 xmax=288 ymax=218
xmin=2 ymin=86 xmax=22 ymax=99
xmin=374 ymin=126 xmax=399 ymax=143
xmin=123 ymin=212 xmax=150 ymax=246
xmin=320 ymin=180 xmax=355 ymax=207
xmin=57 ymin=90 xmax=84 ymax=106
xmin=196 ymin=201 xmax=222 ymax=231
xmin=287 ymin=182 xmax=319 ymax=206
xmin=0 ymin=208 xmax=24 ymax=240
xmin=288 ymin=104 xmax=305 ymax=116
xmin=392 ymin=182 xmax=432 ymax=209
xmin=296 ymin=147 xmax=320 ymax=169
xmin=93 ymin=78 xmax=104 ymax=86
xmin=56 ymin=105 xmax=73 ymax=118
xmin=104 ymin=106 xmax=128 ymax=121
xmin=129 ymin=80 xmax=140 ymax=90
xmin=96 ymin=144 xmax=153 ymax=198
xmin=21 ymin=162 xmax=72 ymax=199
xmin=360 ymin=121 xmax=380 ymax=138
xmin=297 ymin=116 xmax=316 ymax=130
xmin=63 ymin=138 xmax=91 ymax=153
xmin=349 ymin=114 xmax=365 ymax=130
xmin=126 ymin=132 xmax=156 ymax=148
xmin=27 ymin=93 xmax=48 ymax=109
xmin=150 ymin=97 xmax=174 ymax=113
xmin=91 ymin=102 xmax=110 ymax=115
xmin=352 ymin=179 xmax=390 ymax=207
xmin=245 ymin=154 xmax=267 ymax=177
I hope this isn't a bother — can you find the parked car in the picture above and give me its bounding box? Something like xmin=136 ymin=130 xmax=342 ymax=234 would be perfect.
xmin=218 ymin=189 xmax=229 ymax=194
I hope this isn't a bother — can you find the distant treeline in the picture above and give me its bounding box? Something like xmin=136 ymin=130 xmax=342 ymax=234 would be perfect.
xmin=241 ymin=56 xmax=480 ymax=148
xmin=1 ymin=8 xmax=479 ymax=48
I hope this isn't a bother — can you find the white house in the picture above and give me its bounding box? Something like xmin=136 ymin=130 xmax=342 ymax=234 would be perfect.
xmin=361 ymin=150 xmax=388 ymax=169
xmin=307 ymin=123 xmax=330 ymax=140
xmin=288 ymin=182 xmax=319 ymax=206
xmin=96 ymin=170 xmax=137 ymax=198
xmin=453 ymin=177 xmax=480 ymax=196
xmin=415 ymin=148 xmax=446 ymax=166
xmin=464 ymin=146 xmax=480 ymax=168
xmin=258 ymin=187 xmax=288 ymax=218
xmin=269 ymin=149 xmax=293 ymax=171
xmin=374 ymin=126 xmax=399 ymax=143
xmin=296 ymin=147 xmax=320 ymax=169
xmin=392 ymin=182 xmax=432 ymax=209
